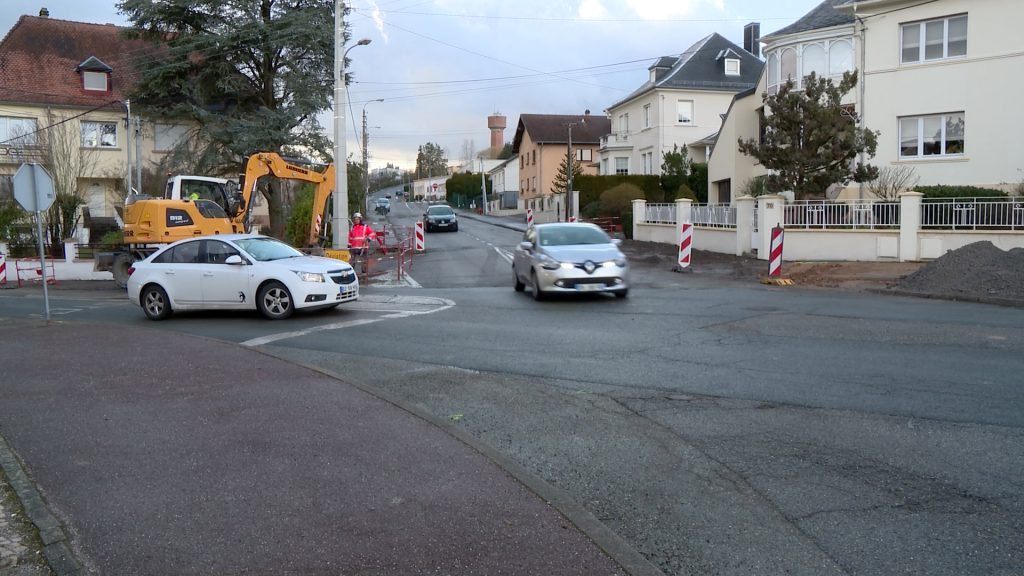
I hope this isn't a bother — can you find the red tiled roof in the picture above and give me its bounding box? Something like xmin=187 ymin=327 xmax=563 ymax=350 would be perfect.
xmin=0 ymin=15 xmax=162 ymax=109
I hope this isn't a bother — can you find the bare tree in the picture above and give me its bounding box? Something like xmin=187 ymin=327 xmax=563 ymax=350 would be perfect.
xmin=460 ymin=139 xmax=477 ymax=164
xmin=867 ymin=165 xmax=920 ymax=201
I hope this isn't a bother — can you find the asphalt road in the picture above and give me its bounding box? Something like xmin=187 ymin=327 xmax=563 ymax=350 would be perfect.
xmin=2 ymin=203 xmax=1023 ymax=575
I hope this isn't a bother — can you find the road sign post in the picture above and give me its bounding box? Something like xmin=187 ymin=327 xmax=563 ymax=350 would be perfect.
xmin=13 ymin=163 xmax=56 ymax=321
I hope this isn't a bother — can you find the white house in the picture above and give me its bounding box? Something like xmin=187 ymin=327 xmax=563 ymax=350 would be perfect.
xmin=598 ymin=29 xmax=764 ymax=178
xmin=709 ymin=0 xmax=1024 ymax=202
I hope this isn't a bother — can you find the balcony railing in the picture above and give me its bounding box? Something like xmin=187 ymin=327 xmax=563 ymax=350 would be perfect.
xmin=599 ymin=132 xmax=631 ymax=148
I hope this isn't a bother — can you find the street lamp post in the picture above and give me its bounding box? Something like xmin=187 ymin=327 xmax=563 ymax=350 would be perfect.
xmin=333 ymin=4 xmax=370 ymax=249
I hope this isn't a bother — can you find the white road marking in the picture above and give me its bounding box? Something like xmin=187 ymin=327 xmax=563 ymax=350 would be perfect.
xmin=494 ymin=247 xmax=513 ymax=263
xmin=241 ymin=294 xmax=454 ymax=347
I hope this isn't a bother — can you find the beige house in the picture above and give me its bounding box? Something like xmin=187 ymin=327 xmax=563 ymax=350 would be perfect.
xmin=709 ymin=0 xmax=1024 ymax=202
xmin=599 ymin=30 xmax=763 ymax=177
xmin=512 ymin=112 xmax=610 ymax=213
xmin=0 ymin=10 xmax=189 ymax=235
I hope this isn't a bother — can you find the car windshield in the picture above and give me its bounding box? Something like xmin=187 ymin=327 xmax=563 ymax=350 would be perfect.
xmin=538 ymin=226 xmax=610 ymax=247
xmin=234 ymin=237 xmax=304 ymax=261
xmin=427 ymin=206 xmax=454 ymax=216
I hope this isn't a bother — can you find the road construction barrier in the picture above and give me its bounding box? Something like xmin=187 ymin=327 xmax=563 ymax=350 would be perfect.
xmin=526 ymin=208 xmax=533 ymax=228
xmin=16 ymin=258 xmax=57 ymax=288
xmin=569 ymin=216 xmax=577 ymax=223
xmin=677 ymin=223 xmax=692 ymax=270
xmin=0 ymin=250 xmax=6 ymax=285
xmin=414 ymin=221 xmax=425 ymax=252
xmin=768 ymin=225 xmax=784 ymax=277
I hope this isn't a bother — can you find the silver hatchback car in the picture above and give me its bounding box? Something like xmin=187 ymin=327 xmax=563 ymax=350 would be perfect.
xmin=512 ymin=223 xmax=629 ymax=300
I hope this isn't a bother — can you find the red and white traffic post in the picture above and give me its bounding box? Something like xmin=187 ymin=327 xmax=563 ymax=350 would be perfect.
xmin=768 ymin=225 xmax=784 ymax=277
xmin=676 ymin=222 xmax=693 ymax=271
xmin=0 ymin=248 xmax=7 ymax=286
xmin=526 ymin=208 xmax=534 ymax=228
xmin=414 ymin=221 xmax=425 ymax=252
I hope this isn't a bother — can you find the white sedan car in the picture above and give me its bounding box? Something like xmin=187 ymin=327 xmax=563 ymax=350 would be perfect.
xmin=513 ymin=223 xmax=629 ymax=300
xmin=127 ymin=234 xmax=359 ymax=320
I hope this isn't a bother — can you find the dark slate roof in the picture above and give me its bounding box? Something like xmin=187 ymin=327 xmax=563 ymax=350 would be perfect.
xmin=763 ymin=0 xmax=855 ymax=40
xmin=609 ymin=33 xmax=764 ymax=110
xmin=512 ymin=114 xmax=612 ymax=153
xmin=0 ymin=15 xmax=163 ymax=108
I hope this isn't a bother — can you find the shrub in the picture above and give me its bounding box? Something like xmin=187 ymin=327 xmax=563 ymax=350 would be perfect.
xmin=676 ymin=183 xmax=698 ymax=202
xmin=915 ymin=185 xmax=1006 ymax=198
xmin=285 ymin=186 xmax=315 ymax=247
xmin=597 ymin=183 xmax=644 ymax=217
xmin=98 ymin=230 xmax=123 ymax=248
xmin=687 ymin=162 xmax=709 ymax=202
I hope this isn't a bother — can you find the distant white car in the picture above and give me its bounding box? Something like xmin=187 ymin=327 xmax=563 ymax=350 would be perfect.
xmin=127 ymin=234 xmax=359 ymax=320
xmin=512 ymin=223 xmax=629 ymax=300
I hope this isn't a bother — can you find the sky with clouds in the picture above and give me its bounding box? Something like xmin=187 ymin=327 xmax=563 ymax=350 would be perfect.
xmin=2 ymin=0 xmax=824 ymax=171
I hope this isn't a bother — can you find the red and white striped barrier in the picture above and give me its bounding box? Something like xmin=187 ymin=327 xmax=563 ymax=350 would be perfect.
xmin=414 ymin=221 xmax=425 ymax=252
xmin=0 ymin=250 xmax=6 ymax=285
xmin=526 ymin=208 xmax=533 ymax=228
xmin=677 ymin=223 xmax=692 ymax=270
xmin=569 ymin=216 xmax=577 ymax=223
xmin=314 ymin=212 xmax=322 ymax=236
xmin=768 ymin=225 xmax=784 ymax=277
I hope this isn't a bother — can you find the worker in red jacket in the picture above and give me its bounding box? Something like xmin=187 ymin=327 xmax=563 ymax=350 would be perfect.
xmin=348 ymin=213 xmax=383 ymax=256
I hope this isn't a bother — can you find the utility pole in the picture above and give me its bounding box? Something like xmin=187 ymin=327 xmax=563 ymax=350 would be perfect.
xmin=566 ymin=122 xmax=578 ymax=222
xmin=362 ymin=107 xmax=369 ymax=216
xmin=134 ymin=116 xmax=142 ymax=195
xmin=124 ymin=99 xmax=132 ymax=195
xmin=479 ymin=157 xmax=486 ymax=214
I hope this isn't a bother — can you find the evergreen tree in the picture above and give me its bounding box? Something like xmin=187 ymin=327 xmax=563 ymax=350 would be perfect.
xmin=659 ymin=144 xmax=691 ymax=201
xmin=415 ymin=142 xmax=448 ymax=178
xmin=738 ymin=71 xmax=879 ymax=199
xmin=551 ymin=154 xmax=584 ymax=195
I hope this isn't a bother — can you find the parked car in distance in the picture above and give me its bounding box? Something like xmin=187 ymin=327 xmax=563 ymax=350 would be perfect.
xmin=512 ymin=223 xmax=629 ymax=300
xmin=375 ymin=197 xmax=391 ymax=215
xmin=423 ymin=204 xmax=458 ymax=232
xmin=127 ymin=234 xmax=359 ymax=320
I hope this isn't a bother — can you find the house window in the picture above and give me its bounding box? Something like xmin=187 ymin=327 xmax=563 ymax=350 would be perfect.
xmin=767 ymin=53 xmax=780 ymax=94
xmin=642 ymin=152 xmax=653 ymax=175
xmin=0 ymin=116 xmax=37 ymax=146
xmin=601 ymin=158 xmax=608 ymax=175
xmin=81 ymin=121 xmax=117 ymax=148
xmin=575 ymin=149 xmax=592 ymax=162
xmin=802 ymin=43 xmax=827 ymax=81
xmin=828 ymin=40 xmax=853 ymax=76
xmin=520 ymin=156 xmax=524 ymax=168
xmin=676 ymin=100 xmax=693 ymax=124
xmin=725 ymin=58 xmax=740 ymax=75
xmin=901 ymin=15 xmax=967 ymax=64
xmin=155 ymin=124 xmax=189 ymax=151
xmin=531 ymin=150 xmax=536 ymax=165
xmin=615 ymin=157 xmax=629 ymax=175
xmin=643 ymin=104 xmax=650 ymax=129
xmin=899 ymin=112 xmax=965 ymax=158
xmin=618 ymin=113 xmax=629 ymax=134
xmin=532 ymin=176 xmax=537 ymax=191
xmin=780 ymin=48 xmax=797 ymax=86
xmin=82 ymin=70 xmax=109 ymax=92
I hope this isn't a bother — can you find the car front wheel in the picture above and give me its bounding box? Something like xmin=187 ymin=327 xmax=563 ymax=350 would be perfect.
xmin=531 ymin=269 xmax=545 ymax=301
xmin=141 ymin=285 xmax=172 ymax=320
xmin=513 ymin=265 xmax=525 ymax=292
xmin=257 ymin=281 xmax=294 ymax=320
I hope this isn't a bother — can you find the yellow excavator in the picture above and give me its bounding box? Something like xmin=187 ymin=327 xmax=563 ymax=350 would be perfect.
xmin=99 ymin=152 xmax=342 ymax=287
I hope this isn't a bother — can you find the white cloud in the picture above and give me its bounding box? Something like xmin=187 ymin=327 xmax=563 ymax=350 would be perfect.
xmin=369 ymin=1 xmax=389 ymax=43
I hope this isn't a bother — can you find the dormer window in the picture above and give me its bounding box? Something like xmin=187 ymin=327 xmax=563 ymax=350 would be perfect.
xmin=76 ymin=56 xmax=113 ymax=93
xmin=725 ymin=58 xmax=740 ymax=75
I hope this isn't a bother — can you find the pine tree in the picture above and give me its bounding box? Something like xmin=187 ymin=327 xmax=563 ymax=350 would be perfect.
xmin=738 ymin=71 xmax=879 ymax=199
xmin=551 ymin=154 xmax=584 ymax=195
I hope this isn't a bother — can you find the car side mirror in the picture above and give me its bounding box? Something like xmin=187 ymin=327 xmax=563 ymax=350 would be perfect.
xmin=611 ymin=238 xmax=622 ymax=246
xmin=225 ymin=255 xmax=244 ymax=265
xmin=518 ymin=241 xmax=533 ymax=252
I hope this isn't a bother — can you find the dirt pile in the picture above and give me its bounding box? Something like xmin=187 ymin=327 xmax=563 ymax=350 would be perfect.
xmin=893 ymin=241 xmax=1024 ymax=303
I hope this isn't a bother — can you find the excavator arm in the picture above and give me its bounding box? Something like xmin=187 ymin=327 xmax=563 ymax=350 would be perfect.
xmin=239 ymin=152 xmax=335 ymax=245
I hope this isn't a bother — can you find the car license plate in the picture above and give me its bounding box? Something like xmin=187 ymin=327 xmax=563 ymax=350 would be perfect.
xmin=438 ymin=222 xmax=449 ymax=227
xmin=577 ymin=283 xmax=603 ymax=292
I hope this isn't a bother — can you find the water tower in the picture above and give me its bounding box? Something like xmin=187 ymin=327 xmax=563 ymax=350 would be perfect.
xmin=487 ymin=113 xmax=507 ymax=151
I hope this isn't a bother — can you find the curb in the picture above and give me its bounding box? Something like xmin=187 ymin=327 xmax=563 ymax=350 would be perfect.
xmin=867 ymin=287 xmax=1024 ymax=308
xmin=0 ymin=435 xmax=84 ymax=576
xmin=254 ymin=346 xmax=666 ymax=576
xmin=455 ymin=211 xmax=528 ymax=234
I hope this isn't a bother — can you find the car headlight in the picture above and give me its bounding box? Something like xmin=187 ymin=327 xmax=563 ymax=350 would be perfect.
xmin=604 ymin=258 xmax=627 ymax=267
xmin=538 ymin=255 xmax=561 ymax=270
xmin=294 ymin=271 xmax=326 ymax=283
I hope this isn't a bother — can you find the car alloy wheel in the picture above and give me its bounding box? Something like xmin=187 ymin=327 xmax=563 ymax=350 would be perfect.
xmin=257 ymin=281 xmax=294 ymax=320
xmin=141 ymin=285 xmax=172 ymax=320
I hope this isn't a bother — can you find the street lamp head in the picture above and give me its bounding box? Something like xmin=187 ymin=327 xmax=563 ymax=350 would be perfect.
xmin=357 ymin=38 xmax=372 ymax=46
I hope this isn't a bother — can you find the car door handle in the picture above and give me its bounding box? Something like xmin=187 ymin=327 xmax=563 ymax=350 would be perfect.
xmin=203 ymin=272 xmax=214 ymax=277
xmin=164 ymin=270 xmax=176 ymax=275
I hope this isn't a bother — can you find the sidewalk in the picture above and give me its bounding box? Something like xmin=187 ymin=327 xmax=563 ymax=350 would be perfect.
xmin=0 ymin=320 xmax=643 ymax=575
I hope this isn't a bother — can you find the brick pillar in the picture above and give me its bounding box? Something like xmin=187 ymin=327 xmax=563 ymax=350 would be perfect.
xmin=734 ymin=195 xmax=755 ymax=256
xmin=631 ymin=198 xmax=646 ymax=240
xmin=757 ymin=195 xmax=785 ymax=260
xmin=899 ymin=191 xmax=923 ymax=262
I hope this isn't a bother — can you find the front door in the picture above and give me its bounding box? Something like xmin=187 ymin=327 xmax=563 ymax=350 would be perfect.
xmin=199 ymin=240 xmax=251 ymax=307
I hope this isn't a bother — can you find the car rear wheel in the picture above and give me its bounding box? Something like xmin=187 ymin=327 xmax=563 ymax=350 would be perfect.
xmin=452 ymin=223 xmax=459 ymax=232
xmin=513 ymin=265 xmax=525 ymax=292
xmin=257 ymin=281 xmax=294 ymax=320
xmin=531 ymin=270 xmax=545 ymax=301
xmin=615 ymin=289 xmax=629 ymax=299
xmin=141 ymin=285 xmax=172 ymax=320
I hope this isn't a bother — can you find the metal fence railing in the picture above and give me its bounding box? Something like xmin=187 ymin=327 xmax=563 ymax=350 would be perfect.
xmin=644 ymin=203 xmax=676 ymax=224
xmin=782 ymin=200 xmax=900 ymax=230
xmin=921 ymin=198 xmax=1024 ymax=230
xmin=691 ymin=204 xmax=737 ymax=228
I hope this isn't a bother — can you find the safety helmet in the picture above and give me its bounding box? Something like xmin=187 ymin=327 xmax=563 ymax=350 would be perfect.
xmin=353 ymin=212 xmax=362 ymax=219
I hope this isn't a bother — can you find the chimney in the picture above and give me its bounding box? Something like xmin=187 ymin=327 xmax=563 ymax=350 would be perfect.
xmin=744 ymin=22 xmax=761 ymax=58
xmin=39 ymin=7 xmax=50 ymax=17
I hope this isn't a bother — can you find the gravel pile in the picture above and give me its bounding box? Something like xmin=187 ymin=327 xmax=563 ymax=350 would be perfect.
xmin=894 ymin=241 xmax=1024 ymax=302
